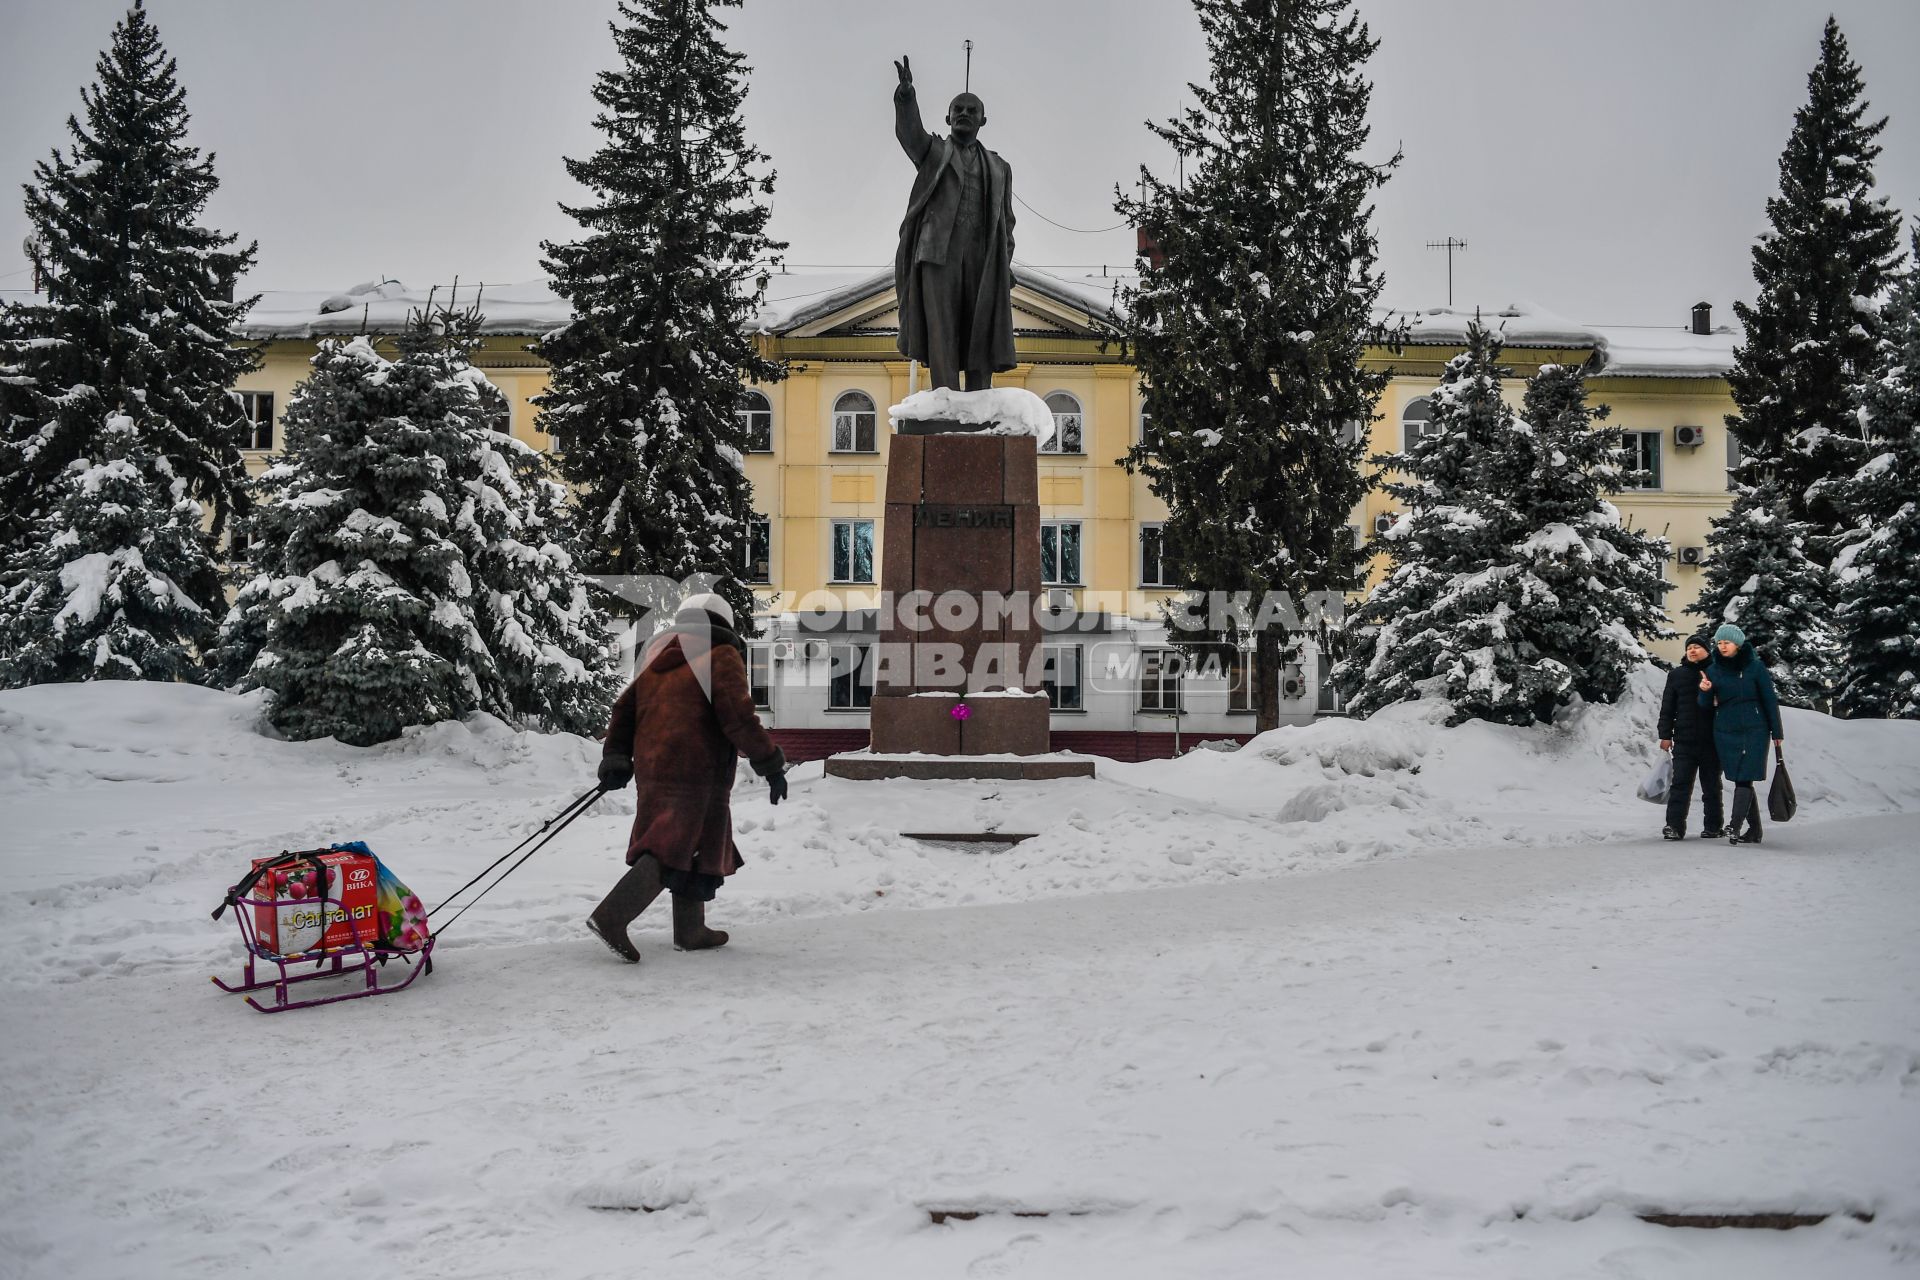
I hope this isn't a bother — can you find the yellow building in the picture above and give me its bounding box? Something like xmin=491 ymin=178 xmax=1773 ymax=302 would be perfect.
xmin=232 ymin=269 xmax=1739 ymax=759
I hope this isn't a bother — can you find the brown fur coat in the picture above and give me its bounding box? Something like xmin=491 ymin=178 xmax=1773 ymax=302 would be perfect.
xmin=604 ymin=627 xmax=777 ymax=877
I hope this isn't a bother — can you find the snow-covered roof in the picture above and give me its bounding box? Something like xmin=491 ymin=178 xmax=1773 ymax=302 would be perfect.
xmin=7 ymin=268 xmax=1738 ymax=378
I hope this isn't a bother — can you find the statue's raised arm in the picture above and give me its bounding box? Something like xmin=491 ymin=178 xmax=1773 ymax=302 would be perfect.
xmin=893 ymin=55 xmax=932 ymax=166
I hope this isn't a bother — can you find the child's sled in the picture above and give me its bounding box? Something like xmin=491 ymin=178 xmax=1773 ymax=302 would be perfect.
xmin=210 ymin=842 xmax=433 ymax=1014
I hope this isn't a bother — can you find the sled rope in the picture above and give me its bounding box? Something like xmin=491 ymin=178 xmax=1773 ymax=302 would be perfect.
xmin=428 ymin=785 xmax=609 ymax=938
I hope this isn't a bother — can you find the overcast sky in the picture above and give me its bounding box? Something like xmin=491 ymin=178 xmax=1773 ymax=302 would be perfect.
xmin=2 ymin=0 xmax=1916 ymax=326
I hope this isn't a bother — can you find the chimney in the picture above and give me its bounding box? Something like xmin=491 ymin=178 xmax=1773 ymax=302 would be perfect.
xmin=1137 ymin=228 xmax=1167 ymax=273
xmin=1691 ymin=301 xmax=1712 ymax=336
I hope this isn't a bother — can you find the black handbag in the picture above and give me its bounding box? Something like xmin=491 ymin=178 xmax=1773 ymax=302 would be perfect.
xmin=1767 ymin=744 xmax=1797 ymax=823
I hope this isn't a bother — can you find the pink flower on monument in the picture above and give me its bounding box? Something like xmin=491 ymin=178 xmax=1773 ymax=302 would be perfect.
xmin=951 ymin=702 xmax=972 ymax=721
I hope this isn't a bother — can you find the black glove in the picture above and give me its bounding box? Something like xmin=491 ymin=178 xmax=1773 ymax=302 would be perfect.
xmin=598 ymin=754 xmax=634 ymax=791
xmin=766 ymin=769 xmax=788 ymax=806
xmin=751 ymin=747 xmax=788 ymax=806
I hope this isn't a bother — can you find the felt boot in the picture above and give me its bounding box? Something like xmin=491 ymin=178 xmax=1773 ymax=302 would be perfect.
xmin=587 ymin=855 xmax=664 ymax=963
xmin=672 ymin=892 xmax=729 ymax=951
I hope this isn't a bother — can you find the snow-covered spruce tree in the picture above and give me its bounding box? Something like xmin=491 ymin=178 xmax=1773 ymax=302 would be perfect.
xmin=535 ymin=0 xmax=784 ymax=629
xmin=217 ymin=307 xmax=616 ymax=743
xmin=1688 ymin=481 xmax=1836 ymax=707
xmin=427 ymin=304 xmax=617 ymax=735
xmin=1114 ymin=0 xmax=1395 ymax=730
xmin=0 ymin=1 xmax=257 ymax=573
xmin=1723 ymin=16 xmax=1902 ymax=554
xmin=1828 ymin=227 xmax=1920 ymax=719
xmin=1334 ymin=329 xmax=1670 ymax=726
xmin=0 ymin=413 xmax=217 ymax=685
xmin=216 ymin=330 xmax=498 ymax=745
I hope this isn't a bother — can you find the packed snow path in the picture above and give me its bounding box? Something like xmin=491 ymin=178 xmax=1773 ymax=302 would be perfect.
xmin=4 ymin=815 xmax=1917 ymax=1278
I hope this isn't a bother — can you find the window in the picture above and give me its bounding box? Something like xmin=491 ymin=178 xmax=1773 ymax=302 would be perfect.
xmin=1400 ymin=397 xmax=1432 ymax=454
xmin=831 ymin=519 xmax=874 ymax=583
xmin=828 ymin=643 xmax=873 ymax=710
xmin=743 ymin=516 xmax=771 ymax=583
xmin=1140 ymin=523 xmax=1171 ymax=587
xmin=1725 ymin=431 xmax=1741 ymax=491
xmin=1042 ymin=392 xmax=1084 ymax=454
xmin=1042 ymin=644 xmax=1083 ymax=711
xmin=832 ymin=390 xmax=877 ymax=453
xmin=233 ymin=391 xmax=274 ymax=450
xmin=748 ymin=646 xmax=772 ymax=709
xmin=1340 ymin=418 xmax=1367 ymax=447
xmin=1316 ymin=652 xmax=1345 ymax=715
xmin=1138 ymin=403 xmax=1156 ymax=453
xmin=1040 ymin=521 xmax=1082 ymax=585
xmin=1626 ymin=430 xmax=1662 ymax=489
xmin=224 ymin=526 xmax=253 ymax=567
xmin=738 ymin=390 xmax=773 ymax=453
xmin=1139 ymin=649 xmax=1182 ymax=713
xmin=1227 ymin=650 xmax=1255 ymax=713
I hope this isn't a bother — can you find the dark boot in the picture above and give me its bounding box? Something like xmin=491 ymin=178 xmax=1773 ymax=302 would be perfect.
xmin=1744 ymin=807 xmax=1764 ymax=846
xmin=587 ymin=856 xmax=664 ymax=963
xmin=1728 ymin=786 xmax=1758 ymax=846
xmin=672 ymin=892 xmax=729 ymax=951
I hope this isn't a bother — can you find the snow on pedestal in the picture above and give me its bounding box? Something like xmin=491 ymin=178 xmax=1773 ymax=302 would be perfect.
xmin=889 ymin=387 xmax=1055 ymax=446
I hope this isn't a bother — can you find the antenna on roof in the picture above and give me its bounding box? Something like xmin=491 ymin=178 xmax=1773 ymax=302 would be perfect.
xmin=1426 ymin=237 xmax=1467 ymax=307
xmin=963 ymin=39 xmax=973 ymax=92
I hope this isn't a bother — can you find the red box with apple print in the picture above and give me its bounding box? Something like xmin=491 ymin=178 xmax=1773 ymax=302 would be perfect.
xmin=250 ymin=850 xmax=380 ymax=955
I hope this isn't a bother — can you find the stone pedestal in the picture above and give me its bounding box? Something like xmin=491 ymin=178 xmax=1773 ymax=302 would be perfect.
xmin=867 ymin=432 xmax=1050 ymax=758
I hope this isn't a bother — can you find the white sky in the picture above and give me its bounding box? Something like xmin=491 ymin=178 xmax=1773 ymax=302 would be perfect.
xmin=2 ymin=0 xmax=1916 ymax=326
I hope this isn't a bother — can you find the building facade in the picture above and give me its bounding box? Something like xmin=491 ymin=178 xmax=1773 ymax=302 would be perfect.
xmin=229 ymin=269 xmax=1740 ymax=760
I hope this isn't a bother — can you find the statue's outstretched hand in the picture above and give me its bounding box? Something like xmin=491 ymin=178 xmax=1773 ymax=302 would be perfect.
xmin=894 ymin=55 xmax=914 ymax=101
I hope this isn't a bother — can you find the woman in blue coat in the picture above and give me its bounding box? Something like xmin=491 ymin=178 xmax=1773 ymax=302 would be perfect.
xmin=1697 ymin=623 xmax=1785 ymax=846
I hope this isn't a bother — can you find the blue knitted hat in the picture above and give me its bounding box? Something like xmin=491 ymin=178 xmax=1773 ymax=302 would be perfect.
xmin=1712 ymin=623 xmax=1746 ymax=646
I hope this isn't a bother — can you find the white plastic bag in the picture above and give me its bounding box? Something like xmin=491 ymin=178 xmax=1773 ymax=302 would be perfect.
xmin=1637 ymin=754 xmax=1672 ymax=804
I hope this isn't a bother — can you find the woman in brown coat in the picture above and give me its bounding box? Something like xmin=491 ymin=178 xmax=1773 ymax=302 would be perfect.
xmin=588 ymin=593 xmax=787 ymax=962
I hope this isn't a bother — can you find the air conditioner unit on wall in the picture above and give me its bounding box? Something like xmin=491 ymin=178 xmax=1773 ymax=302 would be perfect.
xmin=769 ymin=639 xmax=796 ymax=662
xmin=1280 ymin=665 xmax=1306 ymax=700
xmin=1675 ymin=425 xmax=1706 ymax=449
xmin=1371 ymin=512 xmax=1396 ymax=537
xmin=1678 ymin=546 xmax=1706 ymax=566
xmin=1046 ymin=588 xmax=1075 ymax=612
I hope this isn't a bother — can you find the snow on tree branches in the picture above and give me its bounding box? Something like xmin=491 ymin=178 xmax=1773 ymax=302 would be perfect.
xmin=1689 ymin=483 xmax=1836 ymax=708
xmin=216 ymin=305 xmax=615 ymax=745
xmin=534 ymin=0 xmax=784 ymax=630
xmin=1114 ymin=0 xmax=1395 ymax=731
xmin=1828 ymin=226 xmax=1920 ymax=720
xmin=1335 ymin=327 xmax=1671 ymax=726
xmin=0 ymin=0 xmax=257 ymax=588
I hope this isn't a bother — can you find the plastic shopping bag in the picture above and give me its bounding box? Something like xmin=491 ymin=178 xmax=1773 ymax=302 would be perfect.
xmin=1637 ymin=754 xmax=1672 ymax=805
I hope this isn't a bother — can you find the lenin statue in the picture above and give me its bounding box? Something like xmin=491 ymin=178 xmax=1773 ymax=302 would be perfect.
xmin=892 ymin=55 xmax=1017 ymax=392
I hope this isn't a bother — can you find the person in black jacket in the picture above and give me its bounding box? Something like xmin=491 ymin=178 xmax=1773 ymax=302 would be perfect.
xmin=1657 ymin=633 xmax=1725 ymax=840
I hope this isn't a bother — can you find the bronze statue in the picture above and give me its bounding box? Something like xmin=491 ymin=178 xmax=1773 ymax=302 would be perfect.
xmin=892 ymin=55 xmax=1017 ymax=392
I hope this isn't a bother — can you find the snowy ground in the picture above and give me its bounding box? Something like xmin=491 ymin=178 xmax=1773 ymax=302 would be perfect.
xmin=2 ymin=672 xmax=1918 ymax=1277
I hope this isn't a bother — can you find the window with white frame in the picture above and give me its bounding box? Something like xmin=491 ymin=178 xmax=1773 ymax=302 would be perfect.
xmin=748 ymin=645 xmax=772 ymax=709
xmin=1138 ymin=402 xmax=1156 ymax=453
xmin=1340 ymin=418 xmax=1367 ymax=448
xmin=831 ymin=519 xmax=874 ymax=583
xmin=832 ymin=390 xmax=877 ymax=453
xmin=1725 ymin=431 xmax=1741 ymax=491
xmin=828 ymin=643 xmax=873 ymax=710
xmin=1042 ymin=392 xmax=1084 ymax=454
xmin=1400 ymin=397 xmax=1433 ymax=454
xmin=1040 ymin=521 xmax=1082 ymax=585
xmin=1316 ymin=652 xmax=1345 ymax=714
xmin=233 ymin=390 xmax=274 ymax=451
xmin=1139 ymin=523 xmax=1171 ymax=587
xmin=1139 ymin=649 xmax=1182 ymax=713
xmin=1227 ymin=650 xmax=1255 ymax=713
xmin=1042 ymin=644 xmax=1083 ymax=711
xmin=743 ymin=516 xmax=771 ymax=583
xmin=1626 ymin=430 xmax=1662 ymax=489
xmin=738 ymin=390 xmax=773 ymax=452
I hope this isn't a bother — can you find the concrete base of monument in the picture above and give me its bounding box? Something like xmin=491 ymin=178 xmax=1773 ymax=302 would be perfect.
xmin=869 ymin=689 xmax=1052 ymax=755
xmin=821 ymin=752 xmax=1097 ymax=781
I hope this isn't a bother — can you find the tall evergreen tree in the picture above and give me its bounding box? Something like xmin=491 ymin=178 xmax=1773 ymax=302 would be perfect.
xmin=0 ymin=413 xmax=216 ymax=686
xmin=1334 ymin=329 xmax=1670 ymax=726
xmin=1723 ymin=16 xmax=1902 ymax=550
xmin=0 ymin=1 xmax=257 ymax=577
xmin=1688 ymin=481 xmax=1835 ymax=707
xmin=534 ymin=0 xmax=784 ymax=630
xmin=218 ymin=308 xmax=616 ymax=744
xmin=1115 ymin=0 xmax=1396 ymax=730
xmin=1828 ymin=226 xmax=1920 ymax=719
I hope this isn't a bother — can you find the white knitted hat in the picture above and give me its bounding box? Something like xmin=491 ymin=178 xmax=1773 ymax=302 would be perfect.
xmin=676 ymin=591 xmax=735 ymax=627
